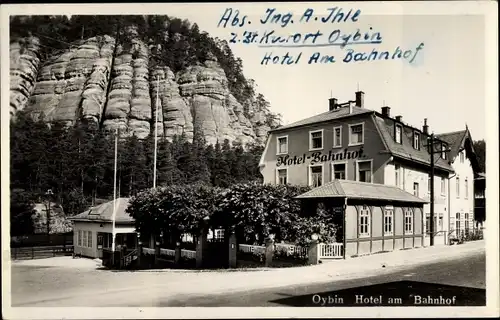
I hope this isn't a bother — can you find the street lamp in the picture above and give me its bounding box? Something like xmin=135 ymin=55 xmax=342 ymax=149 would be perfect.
xmin=45 ymin=189 xmax=54 ymax=236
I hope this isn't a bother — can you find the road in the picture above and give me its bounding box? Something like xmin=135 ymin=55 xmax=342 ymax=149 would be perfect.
xmin=160 ymin=251 xmax=486 ymax=307
xmin=10 ymin=248 xmax=485 ymax=307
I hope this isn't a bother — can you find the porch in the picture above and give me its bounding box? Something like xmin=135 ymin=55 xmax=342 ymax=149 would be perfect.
xmin=296 ymin=179 xmax=428 ymax=260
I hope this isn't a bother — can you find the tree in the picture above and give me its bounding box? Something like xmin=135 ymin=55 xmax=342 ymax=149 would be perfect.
xmin=211 ymin=182 xmax=312 ymax=244
xmin=60 ymin=188 xmax=89 ymax=216
xmin=127 ymin=184 xmax=220 ymax=241
xmin=473 ymin=140 xmax=486 ymax=173
xmin=10 ymin=189 xmax=36 ymax=236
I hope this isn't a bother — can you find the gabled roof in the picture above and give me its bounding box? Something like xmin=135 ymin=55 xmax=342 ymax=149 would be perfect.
xmin=373 ymin=116 xmax=454 ymax=172
xmin=296 ymin=180 xmax=427 ymax=203
xmin=436 ymin=130 xmax=468 ymax=160
xmin=270 ymin=106 xmax=373 ymax=132
xmin=69 ymin=198 xmax=134 ymax=223
xmin=436 ymin=128 xmax=481 ymax=173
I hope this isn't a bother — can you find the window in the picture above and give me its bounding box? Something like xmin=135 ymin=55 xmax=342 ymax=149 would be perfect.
xmin=395 ymin=124 xmax=402 ymax=144
xmin=441 ymin=178 xmax=446 ymax=195
xmin=465 ymin=213 xmax=469 ymax=230
xmin=404 ymin=209 xmax=413 ymax=234
xmin=413 ymin=132 xmax=420 ymax=149
xmin=465 ymin=178 xmax=468 ymax=199
xmin=384 ymin=209 xmax=394 ymax=235
xmin=441 ymin=144 xmax=447 ymax=159
xmin=87 ymin=231 xmax=92 ymax=248
xmin=456 ymin=177 xmax=460 ymax=198
xmin=83 ymin=231 xmax=87 ymax=248
xmin=78 ymin=230 xmax=82 ymax=246
xmin=349 ymin=123 xmax=364 ymax=145
xmin=333 ymin=126 xmax=342 ymax=148
xmin=332 ymin=163 xmax=346 ymax=180
xmin=357 ymin=161 xmax=372 ymax=183
xmin=359 ymin=206 xmax=370 ymax=237
xmin=460 ymin=151 xmax=465 ymax=163
xmin=277 ymin=136 xmax=288 ymax=154
xmin=413 ymin=182 xmax=419 ymax=197
xmin=455 ymin=212 xmax=461 ymax=231
xmin=277 ymin=168 xmax=287 ymax=185
xmin=309 ymin=130 xmax=323 ymax=150
xmin=215 ymin=229 xmax=225 ymax=240
xmin=395 ymin=164 xmax=400 ymax=188
xmin=309 ymin=165 xmax=323 ymax=187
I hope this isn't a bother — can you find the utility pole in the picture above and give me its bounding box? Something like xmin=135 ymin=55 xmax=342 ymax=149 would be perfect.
xmin=153 ymin=75 xmax=160 ymax=189
xmin=429 ymin=133 xmax=435 ymax=246
xmin=428 ymin=133 xmax=451 ymax=246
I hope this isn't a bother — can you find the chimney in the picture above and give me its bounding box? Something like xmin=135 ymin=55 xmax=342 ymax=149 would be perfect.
xmin=329 ymin=98 xmax=338 ymax=111
xmin=381 ymin=106 xmax=391 ymax=117
xmin=355 ymin=91 xmax=364 ymax=108
xmin=395 ymin=115 xmax=402 ymax=122
xmin=349 ymin=101 xmax=355 ymax=114
xmin=423 ymin=118 xmax=429 ymax=134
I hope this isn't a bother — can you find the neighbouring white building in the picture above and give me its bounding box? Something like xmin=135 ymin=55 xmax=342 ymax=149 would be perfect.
xmin=436 ymin=129 xmax=478 ymax=242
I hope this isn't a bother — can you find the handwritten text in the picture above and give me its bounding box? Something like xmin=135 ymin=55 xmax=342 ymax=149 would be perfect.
xmin=218 ymin=7 xmax=425 ymax=65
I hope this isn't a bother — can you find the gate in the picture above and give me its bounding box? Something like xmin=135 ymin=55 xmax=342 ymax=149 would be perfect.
xmin=204 ymin=238 xmax=228 ymax=268
xmin=318 ymin=243 xmax=344 ymax=259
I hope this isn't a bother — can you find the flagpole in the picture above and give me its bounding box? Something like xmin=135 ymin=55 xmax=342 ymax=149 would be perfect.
xmin=111 ymin=128 xmax=118 ymax=258
xmin=153 ymin=75 xmax=159 ymax=189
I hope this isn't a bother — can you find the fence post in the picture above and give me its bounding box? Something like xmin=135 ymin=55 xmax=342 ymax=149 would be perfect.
xmin=264 ymin=237 xmax=274 ymax=267
xmin=154 ymin=241 xmax=160 ymax=267
xmin=137 ymin=234 xmax=142 ymax=268
xmin=308 ymin=240 xmax=320 ymax=265
xmin=228 ymin=231 xmax=237 ymax=268
xmin=196 ymin=228 xmax=208 ymax=268
xmin=32 ymin=247 xmax=34 ymax=259
xmin=175 ymin=242 xmax=181 ymax=265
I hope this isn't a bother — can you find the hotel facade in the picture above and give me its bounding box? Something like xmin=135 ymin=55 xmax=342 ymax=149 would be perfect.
xmin=259 ymin=91 xmax=480 ymax=250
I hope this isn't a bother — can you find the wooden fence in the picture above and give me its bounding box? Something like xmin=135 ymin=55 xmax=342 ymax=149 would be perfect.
xmin=318 ymin=243 xmax=343 ymax=259
xmin=11 ymin=245 xmax=74 ymax=260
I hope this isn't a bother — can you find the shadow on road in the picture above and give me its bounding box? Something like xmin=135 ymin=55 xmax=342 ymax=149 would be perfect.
xmin=270 ymin=280 xmax=486 ymax=307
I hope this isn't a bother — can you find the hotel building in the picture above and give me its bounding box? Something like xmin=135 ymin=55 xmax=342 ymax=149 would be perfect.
xmin=259 ymin=91 xmax=480 ymax=250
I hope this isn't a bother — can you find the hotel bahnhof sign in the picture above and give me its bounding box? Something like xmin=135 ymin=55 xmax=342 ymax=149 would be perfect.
xmin=276 ymin=148 xmax=365 ymax=167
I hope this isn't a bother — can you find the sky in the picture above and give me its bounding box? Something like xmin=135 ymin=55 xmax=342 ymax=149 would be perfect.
xmin=160 ymin=3 xmax=488 ymax=140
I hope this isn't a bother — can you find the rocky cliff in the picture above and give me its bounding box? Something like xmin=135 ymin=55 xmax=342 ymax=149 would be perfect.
xmin=10 ymin=24 xmax=276 ymax=145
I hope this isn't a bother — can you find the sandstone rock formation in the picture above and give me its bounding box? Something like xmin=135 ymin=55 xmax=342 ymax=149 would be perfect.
xmin=11 ymin=34 xmax=276 ymax=146
xmin=10 ymin=36 xmax=41 ymax=116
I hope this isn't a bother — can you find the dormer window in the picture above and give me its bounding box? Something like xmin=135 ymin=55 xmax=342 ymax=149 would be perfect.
xmin=413 ymin=132 xmax=420 ymax=150
xmin=441 ymin=143 xmax=447 ymax=160
xmin=395 ymin=124 xmax=403 ymax=144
